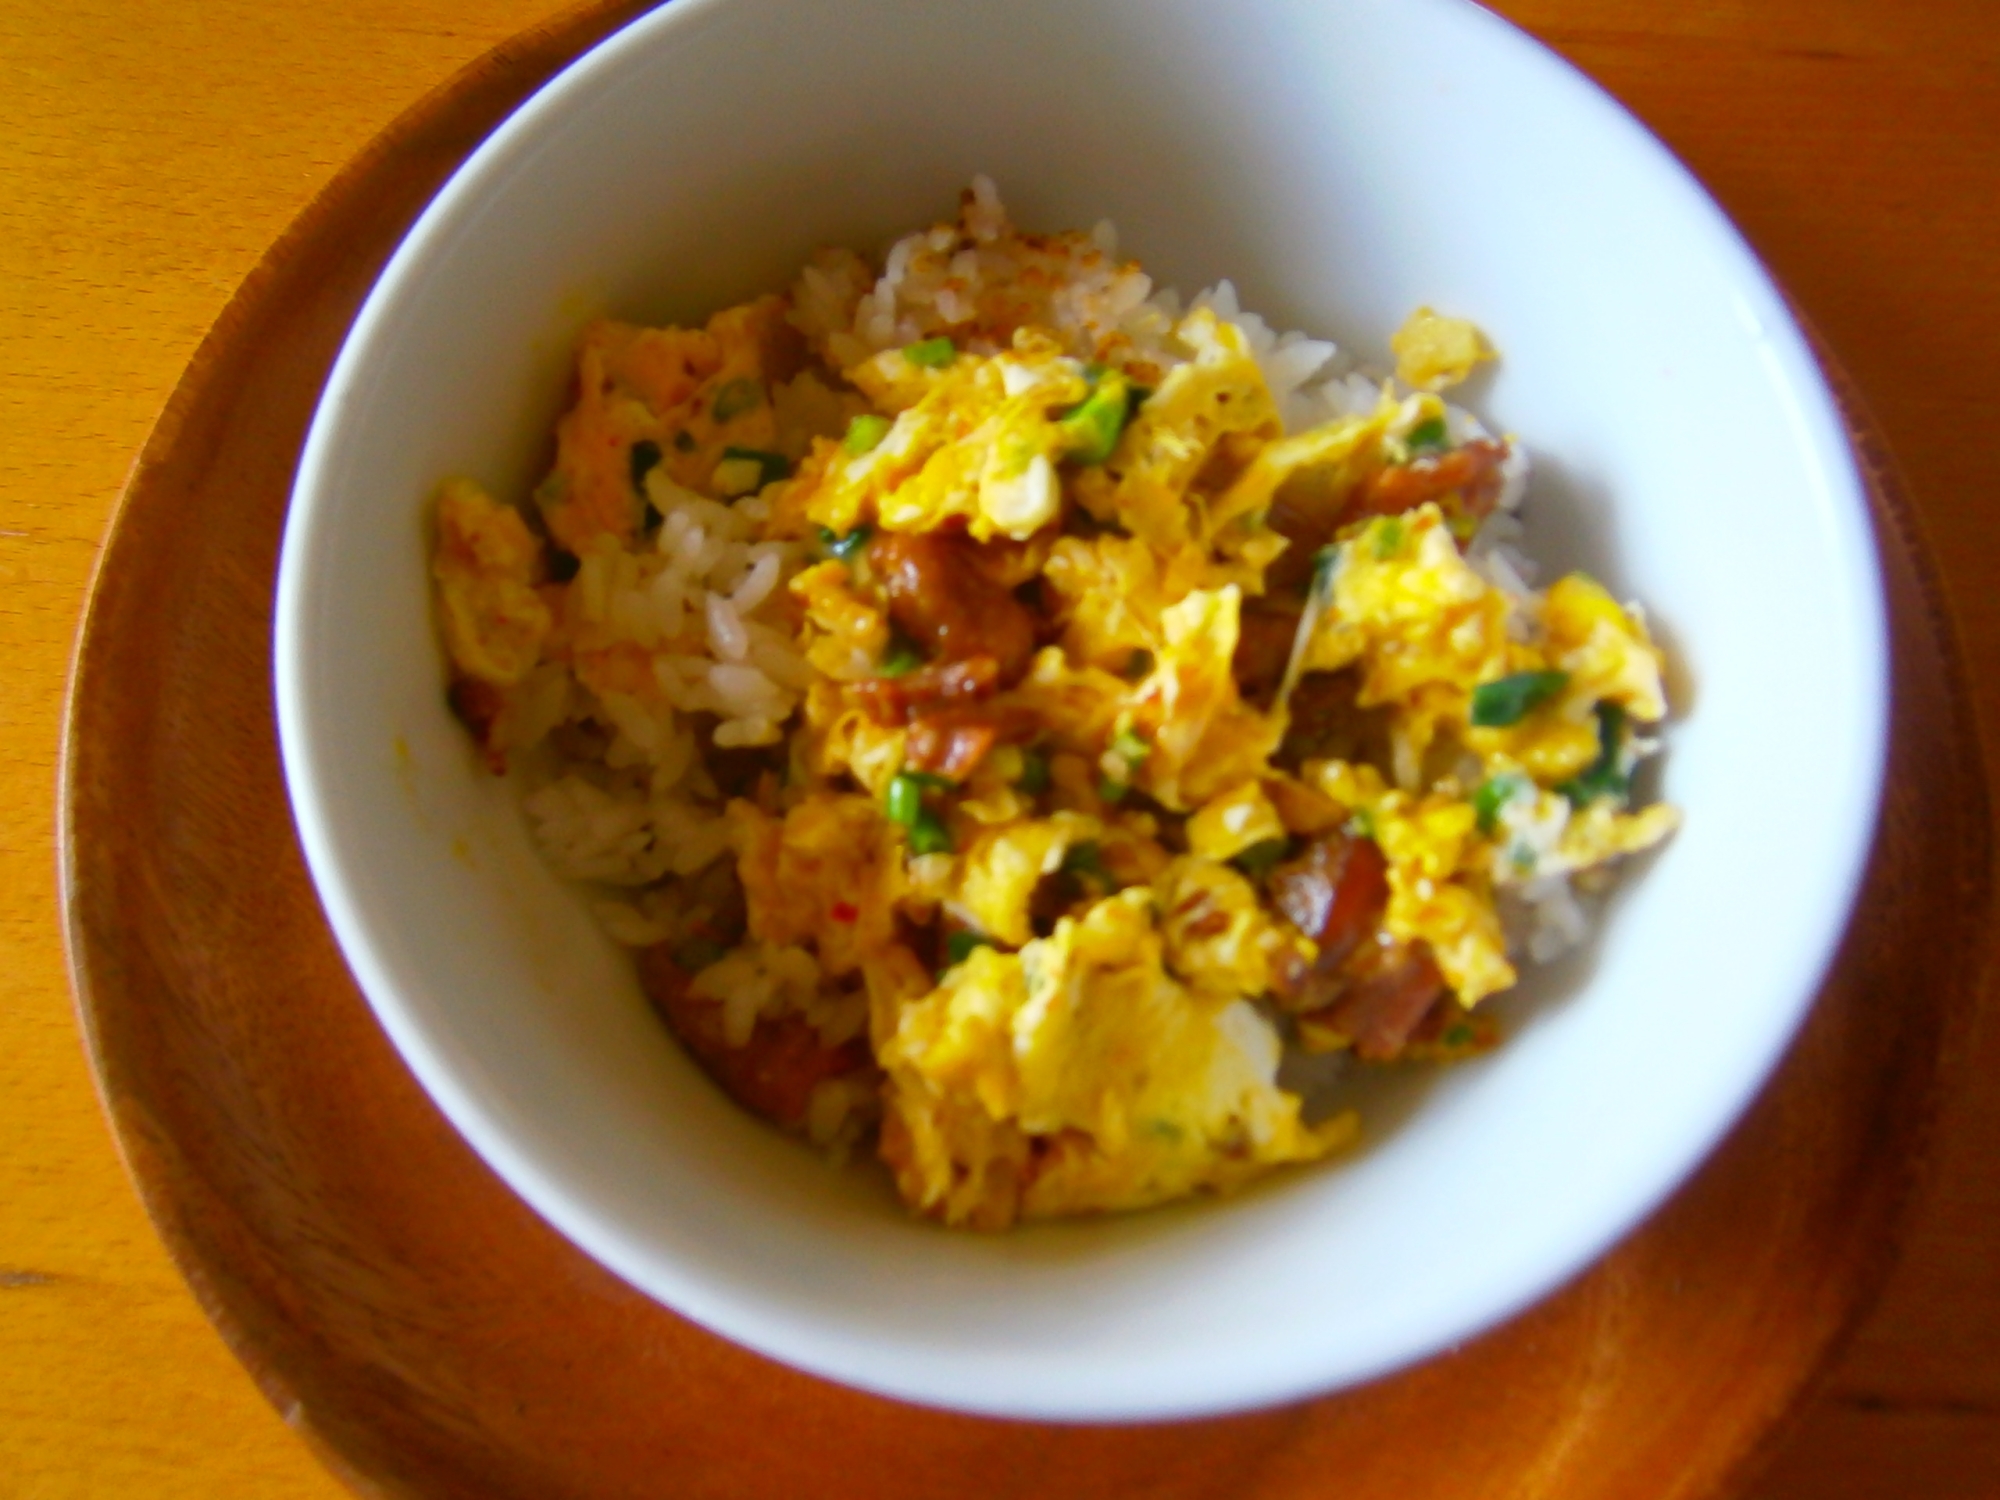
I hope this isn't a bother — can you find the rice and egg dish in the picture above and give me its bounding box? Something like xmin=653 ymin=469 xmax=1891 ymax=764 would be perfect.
xmin=431 ymin=179 xmax=1678 ymax=1230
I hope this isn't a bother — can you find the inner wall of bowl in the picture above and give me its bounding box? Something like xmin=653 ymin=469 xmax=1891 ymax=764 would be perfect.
xmin=281 ymin=0 xmax=1883 ymax=1418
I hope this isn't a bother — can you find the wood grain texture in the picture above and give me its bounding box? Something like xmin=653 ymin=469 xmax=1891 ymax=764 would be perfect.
xmin=7 ymin=0 xmax=2000 ymax=1495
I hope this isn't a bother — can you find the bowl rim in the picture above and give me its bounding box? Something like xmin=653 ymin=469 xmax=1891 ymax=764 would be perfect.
xmin=274 ymin=0 xmax=1890 ymax=1420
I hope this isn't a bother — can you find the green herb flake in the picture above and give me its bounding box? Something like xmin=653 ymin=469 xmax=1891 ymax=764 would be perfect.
xmin=1373 ymin=517 xmax=1406 ymax=560
xmin=1016 ymin=750 xmax=1052 ymax=795
xmin=1311 ymin=544 xmax=1342 ymax=594
xmin=1559 ymin=702 xmax=1632 ymax=807
xmin=1469 ymin=669 xmax=1570 ymax=728
xmin=629 ymin=439 xmax=663 ymax=493
xmin=843 ymin=413 xmax=893 ymax=456
xmin=711 ymin=377 xmax=763 ymax=424
xmin=1406 ymin=416 xmax=1450 ymax=456
xmin=944 ymin=930 xmax=994 ymax=968
xmin=1057 ymin=371 xmax=1133 ymax=465
xmin=903 ymin=336 xmax=957 ymax=369
xmin=818 ymin=522 xmax=873 ymax=561
xmin=879 ymin=634 xmax=925 ymax=677
xmin=1474 ymin=772 xmax=1529 ymax=837
xmin=885 ymin=772 xmax=924 ymax=827
xmin=1098 ymin=775 xmax=1131 ymax=805
xmin=908 ymin=806 xmax=954 ymax=856
xmin=1232 ymin=838 xmax=1291 ymax=879
xmin=1060 ymin=841 xmax=1110 ymax=889
xmin=1442 ymin=1022 xmax=1474 ymax=1049
xmin=1345 ymin=808 xmax=1377 ymax=840
xmin=1110 ymin=727 xmax=1150 ymax=765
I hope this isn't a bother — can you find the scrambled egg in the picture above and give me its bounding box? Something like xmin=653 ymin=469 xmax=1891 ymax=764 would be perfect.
xmin=432 ymin=476 xmax=551 ymax=685
xmin=879 ymin=891 xmax=1352 ymax=1225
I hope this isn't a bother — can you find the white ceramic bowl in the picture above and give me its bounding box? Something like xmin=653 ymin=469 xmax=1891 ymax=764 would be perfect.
xmin=276 ymin=0 xmax=1887 ymax=1421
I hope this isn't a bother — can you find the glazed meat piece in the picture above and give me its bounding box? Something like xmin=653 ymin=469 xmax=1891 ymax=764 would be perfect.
xmin=1305 ymin=943 xmax=1448 ymax=1061
xmin=1233 ymin=602 xmax=1302 ymax=706
xmin=1269 ymin=831 xmax=1450 ymax=1059
xmin=1277 ymin=668 xmax=1397 ymax=771
xmin=1270 ymin=831 xmax=1390 ymax=982
xmin=637 ymin=946 xmax=870 ymax=1130
xmin=869 ymin=530 xmax=1037 ymax=683
xmin=902 ymin=704 xmax=1038 ymax=781
xmin=1349 ymin=439 xmax=1508 ymax=522
xmin=446 ymin=674 xmax=509 ymax=774
xmin=850 ymin=655 xmax=999 ymax=726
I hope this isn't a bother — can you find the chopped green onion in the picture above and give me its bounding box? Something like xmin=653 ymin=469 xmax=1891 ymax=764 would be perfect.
xmin=1311 ymin=544 xmax=1341 ymax=593
xmin=885 ymin=772 xmax=924 ymax=827
xmin=1442 ymin=1022 xmax=1474 ymax=1048
xmin=903 ymin=336 xmax=956 ymax=369
xmin=904 ymin=769 xmax=956 ymax=791
xmin=817 ymin=522 xmax=872 ymax=561
xmin=1057 ymin=371 xmax=1133 ymax=465
xmin=546 ymin=549 xmax=581 ymax=584
xmin=629 ymin=439 xmax=663 ymax=493
xmin=1474 ymin=771 xmax=1530 ymax=836
xmin=1232 ymin=838 xmax=1291 ymax=879
xmin=1469 ymin=670 xmax=1570 ymax=728
xmin=721 ymin=446 xmax=790 ymax=490
xmin=1110 ymin=727 xmax=1150 ymax=765
xmin=1373 ymin=517 xmax=1405 ymax=559
xmin=843 ymin=413 xmax=892 ymax=455
xmin=1405 ymin=416 xmax=1450 ymax=456
xmin=1098 ymin=775 xmax=1130 ymax=805
xmin=711 ymin=377 xmax=763 ymax=423
xmin=944 ymin=930 xmax=994 ymax=968
xmin=879 ymin=633 xmax=924 ymax=677
xmin=673 ymin=937 xmax=727 ymax=974
xmin=1016 ymin=749 xmax=1051 ymax=795
xmin=1061 ymin=841 xmax=1110 ymax=888
xmin=908 ymin=806 xmax=953 ymax=855
xmin=1559 ymin=702 xmax=1631 ymax=807
xmin=1345 ymin=808 xmax=1377 ymax=840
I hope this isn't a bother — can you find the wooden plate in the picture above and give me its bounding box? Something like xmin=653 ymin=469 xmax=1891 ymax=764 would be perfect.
xmin=59 ymin=3 xmax=1992 ymax=1495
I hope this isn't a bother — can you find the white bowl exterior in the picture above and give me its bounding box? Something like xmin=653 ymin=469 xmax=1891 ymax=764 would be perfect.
xmin=276 ymin=0 xmax=1887 ymax=1420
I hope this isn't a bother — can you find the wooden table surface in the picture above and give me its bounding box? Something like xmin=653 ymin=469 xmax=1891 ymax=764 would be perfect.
xmin=4 ymin=1 xmax=1996 ymax=1495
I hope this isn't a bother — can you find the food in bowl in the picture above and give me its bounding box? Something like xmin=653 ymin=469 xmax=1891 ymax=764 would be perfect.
xmin=429 ymin=180 xmax=1678 ymax=1230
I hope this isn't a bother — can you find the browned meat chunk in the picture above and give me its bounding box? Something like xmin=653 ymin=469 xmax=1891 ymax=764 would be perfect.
xmin=636 ymin=946 xmax=871 ymax=1131
xmin=904 ymin=712 xmax=999 ymax=782
xmin=1349 ymin=439 xmax=1508 ymax=523
xmin=870 ymin=530 xmax=1037 ymax=683
xmin=446 ymin=674 xmax=509 ymax=774
xmin=1270 ymin=831 xmax=1390 ymax=982
xmin=1304 ymin=944 xmax=1448 ymax=1061
xmin=1277 ymin=667 xmax=1396 ymax=771
xmin=1233 ymin=603 xmax=1302 ymax=706
xmin=849 ymin=654 xmax=999 ymax=726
